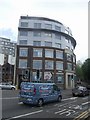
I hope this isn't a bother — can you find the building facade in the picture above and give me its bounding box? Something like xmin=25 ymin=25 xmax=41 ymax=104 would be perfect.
xmin=15 ymin=16 xmax=76 ymax=89
xmin=0 ymin=37 xmax=16 ymax=83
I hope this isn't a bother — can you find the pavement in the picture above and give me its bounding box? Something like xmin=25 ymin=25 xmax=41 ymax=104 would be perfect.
xmin=61 ymin=88 xmax=72 ymax=97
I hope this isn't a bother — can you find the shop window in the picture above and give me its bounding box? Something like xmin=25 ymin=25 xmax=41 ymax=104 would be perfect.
xmin=56 ymin=73 xmax=64 ymax=83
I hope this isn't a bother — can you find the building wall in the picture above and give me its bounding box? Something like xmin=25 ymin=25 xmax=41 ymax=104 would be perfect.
xmin=0 ymin=37 xmax=16 ymax=83
xmin=16 ymin=16 xmax=76 ymax=89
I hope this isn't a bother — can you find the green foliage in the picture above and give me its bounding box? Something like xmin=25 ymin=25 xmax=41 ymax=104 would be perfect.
xmin=82 ymin=58 xmax=90 ymax=84
xmin=75 ymin=64 xmax=83 ymax=80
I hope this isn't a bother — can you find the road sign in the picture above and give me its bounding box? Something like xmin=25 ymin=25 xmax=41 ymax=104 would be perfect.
xmin=44 ymin=72 xmax=52 ymax=80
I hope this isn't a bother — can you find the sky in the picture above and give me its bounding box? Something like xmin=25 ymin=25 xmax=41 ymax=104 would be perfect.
xmin=0 ymin=0 xmax=88 ymax=62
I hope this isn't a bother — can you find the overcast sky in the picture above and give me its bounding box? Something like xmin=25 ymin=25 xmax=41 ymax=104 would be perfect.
xmin=0 ymin=0 xmax=88 ymax=62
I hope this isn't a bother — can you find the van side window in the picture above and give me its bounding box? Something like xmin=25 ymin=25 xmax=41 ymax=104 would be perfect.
xmin=53 ymin=85 xmax=58 ymax=91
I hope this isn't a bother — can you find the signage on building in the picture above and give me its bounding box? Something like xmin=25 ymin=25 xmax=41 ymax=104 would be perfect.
xmin=44 ymin=72 xmax=52 ymax=80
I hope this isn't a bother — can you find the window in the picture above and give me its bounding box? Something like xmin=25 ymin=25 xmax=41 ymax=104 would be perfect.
xmin=33 ymin=60 xmax=42 ymax=69
xmin=65 ymin=30 xmax=69 ymax=34
xmin=45 ymin=49 xmax=53 ymax=58
xmin=67 ymin=63 xmax=72 ymax=71
xmin=44 ymin=32 xmax=52 ymax=37
xmin=56 ymin=61 xmax=63 ymax=70
xmin=45 ymin=60 xmax=53 ymax=69
xmin=32 ymin=72 xmax=42 ymax=81
xmin=21 ymin=22 xmax=28 ymax=27
xmin=66 ymin=46 xmax=70 ymax=49
xmin=67 ymin=53 xmax=72 ymax=61
xmin=56 ymin=50 xmax=63 ymax=59
xmin=55 ymin=34 xmax=61 ymax=39
xmin=45 ymin=24 xmax=52 ymax=29
xmin=53 ymin=85 xmax=59 ymax=91
xmin=19 ymin=40 xmax=27 ymax=45
xmin=19 ymin=59 xmax=27 ymax=68
xmin=55 ymin=25 xmax=61 ymax=31
xmin=19 ymin=48 xmax=28 ymax=57
xmin=56 ymin=73 xmax=64 ymax=83
xmin=33 ymin=48 xmax=42 ymax=57
xmin=65 ymin=37 xmax=69 ymax=43
xmin=20 ymin=31 xmax=28 ymax=36
xmin=55 ymin=43 xmax=61 ymax=48
xmin=73 ymin=56 xmax=76 ymax=63
xmin=33 ymin=41 xmax=41 ymax=46
xmin=45 ymin=41 xmax=52 ymax=47
xmin=34 ymin=23 xmax=41 ymax=28
xmin=33 ymin=31 xmax=41 ymax=37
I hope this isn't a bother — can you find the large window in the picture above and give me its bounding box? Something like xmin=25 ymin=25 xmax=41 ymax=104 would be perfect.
xmin=19 ymin=59 xmax=27 ymax=68
xmin=21 ymin=22 xmax=28 ymax=27
xmin=45 ymin=41 xmax=52 ymax=47
xmin=73 ymin=56 xmax=76 ymax=63
xmin=55 ymin=25 xmax=61 ymax=31
xmin=44 ymin=32 xmax=52 ymax=38
xmin=33 ymin=60 xmax=42 ymax=69
xmin=34 ymin=23 xmax=41 ymax=28
xmin=56 ymin=61 xmax=63 ymax=70
xmin=56 ymin=50 xmax=63 ymax=59
xmin=56 ymin=73 xmax=64 ymax=83
xmin=19 ymin=48 xmax=28 ymax=57
xmin=55 ymin=34 xmax=61 ymax=39
xmin=20 ymin=31 xmax=28 ymax=36
xmin=33 ymin=31 xmax=41 ymax=37
xmin=45 ymin=24 xmax=52 ymax=29
xmin=32 ymin=72 xmax=42 ymax=82
xmin=33 ymin=48 xmax=42 ymax=57
xmin=67 ymin=63 xmax=72 ymax=71
xmin=45 ymin=49 xmax=53 ymax=58
xmin=55 ymin=43 xmax=61 ymax=48
xmin=33 ymin=41 xmax=41 ymax=46
xmin=45 ymin=60 xmax=53 ymax=69
xmin=19 ymin=40 xmax=27 ymax=45
xmin=67 ymin=53 xmax=72 ymax=61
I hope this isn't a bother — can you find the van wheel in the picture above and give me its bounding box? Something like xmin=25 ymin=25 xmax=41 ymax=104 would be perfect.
xmin=58 ymin=96 xmax=61 ymax=102
xmin=37 ymin=99 xmax=43 ymax=107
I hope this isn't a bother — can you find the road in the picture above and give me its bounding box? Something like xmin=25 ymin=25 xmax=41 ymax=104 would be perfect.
xmin=1 ymin=90 xmax=90 ymax=120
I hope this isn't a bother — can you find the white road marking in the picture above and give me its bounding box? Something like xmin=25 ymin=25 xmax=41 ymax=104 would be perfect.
xmin=55 ymin=109 xmax=66 ymax=114
xmin=5 ymin=110 xmax=43 ymax=120
xmin=62 ymin=97 xmax=77 ymax=101
xmin=59 ymin=110 xmax=75 ymax=116
xmin=82 ymin=101 xmax=90 ymax=106
xmin=18 ymin=102 xmax=23 ymax=105
xmin=58 ymin=100 xmax=77 ymax=107
xmin=74 ymin=105 xmax=82 ymax=110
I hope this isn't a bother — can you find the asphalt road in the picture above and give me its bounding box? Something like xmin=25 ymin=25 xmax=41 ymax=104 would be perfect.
xmin=1 ymin=89 xmax=90 ymax=120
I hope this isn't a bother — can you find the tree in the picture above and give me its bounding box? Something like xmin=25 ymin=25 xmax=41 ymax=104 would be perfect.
xmin=75 ymin=63 xmax=83 ymax=81
xmin=82 ymin=58 xmax=90 ymax=84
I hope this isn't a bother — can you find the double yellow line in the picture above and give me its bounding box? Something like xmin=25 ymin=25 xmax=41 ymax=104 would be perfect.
xmin=74 ymin=109 xmax=90 ymax=120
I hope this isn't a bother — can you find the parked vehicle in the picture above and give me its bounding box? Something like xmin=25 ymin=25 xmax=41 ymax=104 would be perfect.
xmin=19 ymin=82 xmax=62 ymax=106
xmin=0 ymin=82 xmax=16 ymax=90
xmin=72 ymin=86 xmax=89 ymax=97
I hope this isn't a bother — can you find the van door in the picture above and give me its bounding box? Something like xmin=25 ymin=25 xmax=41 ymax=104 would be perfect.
xmin=50 ymin=85 xmax=59 ymax=101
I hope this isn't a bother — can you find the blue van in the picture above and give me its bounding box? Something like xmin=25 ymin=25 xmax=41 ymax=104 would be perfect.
xmin=19 ymin=82 xmax=62 ymax=106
